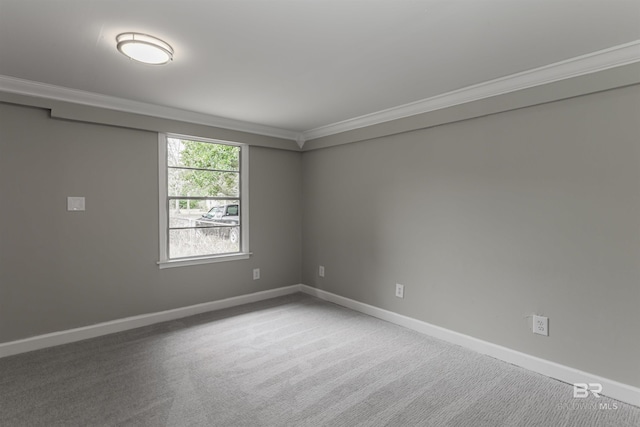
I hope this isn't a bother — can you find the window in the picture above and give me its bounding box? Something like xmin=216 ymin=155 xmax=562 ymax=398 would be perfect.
xmin=158 ymin=134 xmax=249 ymax=268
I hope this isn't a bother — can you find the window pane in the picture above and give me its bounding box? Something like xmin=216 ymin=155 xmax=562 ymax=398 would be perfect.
xmin=169 ymin=200 xmax=240 ymax=229
xmin=168 ymin=168 xmax=239 ymax=197
xmin=169 ymin=228 xmax=240 ymax=258
xmin=167 ymin=138 xmax=240 ymax=171
xmin=162 ymin=136 xmax=245 ymax=262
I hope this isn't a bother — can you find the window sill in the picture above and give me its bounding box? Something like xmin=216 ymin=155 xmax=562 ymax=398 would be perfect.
xmin=157 ymin=252 xmax=252 ymax=269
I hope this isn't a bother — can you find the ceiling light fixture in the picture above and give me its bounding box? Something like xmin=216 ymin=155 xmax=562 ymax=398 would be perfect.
xmin=116 ymin=32 xmax=173 ymax=65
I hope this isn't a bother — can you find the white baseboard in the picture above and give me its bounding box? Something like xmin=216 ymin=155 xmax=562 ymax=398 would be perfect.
xmin=2 ymin=283 xmax=637 ymax=407
xmin=299 ymin=285 xmax=640 ymax=408
xmin=0 ymin=285 xmax=301 ymax=359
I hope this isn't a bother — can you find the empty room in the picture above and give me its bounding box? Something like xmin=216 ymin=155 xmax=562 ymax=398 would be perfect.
xmin=0 ymin=0 xmax=639 ymax=426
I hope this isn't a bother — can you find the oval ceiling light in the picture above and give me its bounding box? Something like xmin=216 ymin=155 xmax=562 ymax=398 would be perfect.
xmin=116 ymin=32 xmax=173 ymax=65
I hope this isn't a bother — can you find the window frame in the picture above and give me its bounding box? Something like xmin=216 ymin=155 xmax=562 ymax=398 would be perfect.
xmin=157 ymin=133 xmax=250 ymax=269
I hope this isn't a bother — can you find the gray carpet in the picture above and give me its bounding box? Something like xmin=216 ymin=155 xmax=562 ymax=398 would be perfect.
xmin=0 ymin=293 xmax=638 ymax=426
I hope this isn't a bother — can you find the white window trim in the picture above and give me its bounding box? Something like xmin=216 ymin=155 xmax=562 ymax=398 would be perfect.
xmin=157 ymin=133 xmax=250 ymax=269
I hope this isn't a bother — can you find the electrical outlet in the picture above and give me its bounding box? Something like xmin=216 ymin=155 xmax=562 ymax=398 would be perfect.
xmin=319 ymin=266 xmax=325 ymax=277
xmin=253 ymin=268 xmax=260 ymax=280
xmin=395 ymin=283 xmax=404 ymax=299
xmin=533 ymin=315 xmax=548 ymax=336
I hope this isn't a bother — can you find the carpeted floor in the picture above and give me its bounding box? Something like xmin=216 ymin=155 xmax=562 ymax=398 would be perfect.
xmin=0 ymin=293 xmax=638 ymax=426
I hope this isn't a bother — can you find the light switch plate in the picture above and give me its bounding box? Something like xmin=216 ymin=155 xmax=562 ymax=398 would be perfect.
xmin=67 ymin=197 xmax=85 ymax=211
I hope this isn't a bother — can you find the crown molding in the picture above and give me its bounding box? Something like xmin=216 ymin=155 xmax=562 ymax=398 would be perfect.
xmin=0 ymin=75 xmax=300 ymax=142
xmin=295 ymin=134 xmax=306 ymax=148
xmin=302 ymin=40 xmax=640 ymax=142
xmin=2 ymin=41 xmax=638 ymax=146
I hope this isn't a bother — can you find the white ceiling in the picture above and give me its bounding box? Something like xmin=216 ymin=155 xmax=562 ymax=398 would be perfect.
xmin=1 ymin=0 xmax=639 ymax=141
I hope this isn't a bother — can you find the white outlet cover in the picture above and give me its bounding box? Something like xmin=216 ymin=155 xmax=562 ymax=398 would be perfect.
xmin=319 ymin=266 xmax=325 ymax=277
xmin=533 ymin=315 xmax=549 ymax=336
xmin=253 ymin=268 xmax=260 ymax=280
xmin=395 ymin=283 xmax=404 ymax=298
xmin=67 ymin=196 xmax=85 ymax=211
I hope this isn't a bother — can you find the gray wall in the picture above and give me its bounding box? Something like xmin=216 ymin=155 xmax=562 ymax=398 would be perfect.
xmin=0 ymin=102 xmax=302 ymax=343
xmin=302 ymin=85 xmax=640 ymax=387
xmin=2 ymin=84 xmax=639 ymax=387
